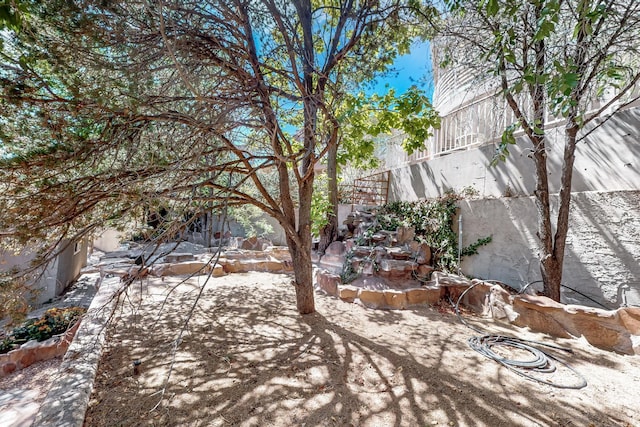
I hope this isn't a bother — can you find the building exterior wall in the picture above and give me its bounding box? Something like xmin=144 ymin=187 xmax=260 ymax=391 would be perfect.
xmin=457 ymin=192 xmax=640 ymax=308
xmin=385 ymin=106 xmax=640 ymax=308
xmin=388 ymin=106 xmax=640 ymax=201
xmin=383 ymin=55 xmax=640 ymax=308
xmin=0 ymin=239 xmax=88 ymax=305
xmin=93 ymin=229 xmax=126 ymax=253
xmin=55 ymin=240 xmax=89 ymax=297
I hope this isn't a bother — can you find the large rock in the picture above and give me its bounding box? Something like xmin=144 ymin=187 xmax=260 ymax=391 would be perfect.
xmin=163 ymin=252 xmax=195 ymax=263
xmin=224 ymin=258 xmax=288 ymax=273
xmin=396 ymin=226 xmax=415 ymax=245
xmin=511 ymin=295 xmax=573 ymax=338
xmin=318 ymin=253 xmax=346 ymax=274
xmin=2 ymin=362 xmax=16 ymax=375
xmin=377 ymin=260 xmax=417 ymax=281
xmin=316 ymin=270 xmax=341 ymax=296
xmin=241 ymin=236 xmax=259 ymax=250
xmin=433 ymin=272 xmax=473 ymax=287
xmin=415 ymin=243 xmax=432 ymax=265
xmin=358 ymin=289 xmax=387 ymax=309
xmin=241 ymin=236 xmax=272 ymax=251
xmin=154 ymin=261 xmax=209 ymax=276
xmin=19 ymin=349 xmax=37 ymax=368
xmin=210 ymin=264 xmax=226 ymax=277
xmin=350 ymin=276 xmax=390 ymax=290
xmin=416 ymin=265 xmax=434 ymax=278
xmin=101 ymin=250 xmax=134 ymax=259
xmin=361 ymin=261 xmax=375 ymax=276
xmin=325 ymin=241 xmax=346 ymax=256
xmin=432 ymin=272 xmax=474 ymax=301
xmin=265 ymin=246 xmax=292 ymax=261
xmin=384 ymin=290 xmax=407 ymax=309
xmin=218 ymin=258 xmax=241 ymax=273
xmin=405 ymin=287 xmax=443 ymax=305
xmin=618 ymin=308 xmax=640 ymax=334
xmin=512 ymin=295 xmax=640 ymax=354
xmin=338 ymin=285 xmax=360 ymax=302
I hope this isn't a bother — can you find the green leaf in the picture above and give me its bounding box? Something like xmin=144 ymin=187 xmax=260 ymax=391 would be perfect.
xmin=485 ymin=0 xmax=499 ymax=16
xmin=534 ymin=20 xmax=555 ymax=41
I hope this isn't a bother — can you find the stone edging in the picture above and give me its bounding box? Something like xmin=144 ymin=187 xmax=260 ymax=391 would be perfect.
xmin=0 ymin=321 xmax=81 ymax=377
xmin=33 ymin=277 xmax=122 ymax=427
xmin=316 ymin=268 xmax=640 ymax=355
xmin=27 ymin=262 xmax=640 ymax=426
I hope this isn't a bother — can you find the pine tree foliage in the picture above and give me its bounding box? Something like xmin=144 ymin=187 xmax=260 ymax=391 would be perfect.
xmin=0 ymin=1 xmax=437 ymax=314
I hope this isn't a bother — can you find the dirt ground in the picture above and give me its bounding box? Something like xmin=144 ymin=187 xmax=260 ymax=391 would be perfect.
xmin=84 ymin=272 xmax=639 ymax=427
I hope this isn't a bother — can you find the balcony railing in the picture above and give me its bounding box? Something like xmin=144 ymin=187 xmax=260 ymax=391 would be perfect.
xmin=379 ymin=86 xmax=639 ymax=170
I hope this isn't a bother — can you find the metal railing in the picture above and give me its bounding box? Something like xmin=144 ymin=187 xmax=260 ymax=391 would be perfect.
xmin=380 ymin=86 xmax=640 ymax=170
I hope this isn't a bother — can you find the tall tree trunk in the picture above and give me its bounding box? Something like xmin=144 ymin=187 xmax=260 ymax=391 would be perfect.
xmin=288 ymin=234 xmax=315 ymax=314
xmin=289 ymin=0 xmax=317 ymax=314
xmin=528 ymin=6 xmax=564 ymax=302
xmin=542 ymin=0 xmax=588 ymax=302
xmin=318 ymin=132 xmax=339 ymax=254
xmin=532 ymin=132 xmax=559 ymax=301
xmin=288 ymin=174 xmax=316 ymax=314
xmin=544 ymin=124 xmax=579 ymax=302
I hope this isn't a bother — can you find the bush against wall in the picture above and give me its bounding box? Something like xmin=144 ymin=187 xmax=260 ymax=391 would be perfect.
xmin=1 ymin=306 xmax=86 ymax=354
xmin=0 ymin=273 xmax=34 ymax=327
xmin=370 ymin=192 xmax=491 ymax=271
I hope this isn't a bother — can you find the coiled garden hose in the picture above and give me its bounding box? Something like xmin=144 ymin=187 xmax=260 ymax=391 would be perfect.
xmin=453 ymin=282 xmax=587 ymax=389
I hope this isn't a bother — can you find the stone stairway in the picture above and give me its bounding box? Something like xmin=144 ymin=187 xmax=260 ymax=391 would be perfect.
xmin=318 ymin=208 xmax=434 ymax=290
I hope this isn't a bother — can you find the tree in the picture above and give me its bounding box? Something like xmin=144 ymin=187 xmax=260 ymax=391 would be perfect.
xmin=316 ymin=85 xmax=439 ymax=254
xmin=439 ymin=0 xmax=640 ymax=300
xmin=1 ymin=1 xmax=434 ymax=314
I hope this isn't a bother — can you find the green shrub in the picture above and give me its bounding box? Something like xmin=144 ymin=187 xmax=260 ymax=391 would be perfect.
xmin=372 ymin=193 xmax=491 ymax=272
xmin=0 ymin=306 xmax=86 ymax=354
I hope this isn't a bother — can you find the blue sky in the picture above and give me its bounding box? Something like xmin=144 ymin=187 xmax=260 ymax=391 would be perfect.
xmin=367 ymin=41 xmax=434 ymax=100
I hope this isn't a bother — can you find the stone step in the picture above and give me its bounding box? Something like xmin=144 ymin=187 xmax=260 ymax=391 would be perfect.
xmin=163 ymin=252 xmax=195 ymax=263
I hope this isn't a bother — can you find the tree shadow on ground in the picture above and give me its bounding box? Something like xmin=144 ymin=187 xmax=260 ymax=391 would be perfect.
xmin=84 ymin=273 xmax=638 ymax=427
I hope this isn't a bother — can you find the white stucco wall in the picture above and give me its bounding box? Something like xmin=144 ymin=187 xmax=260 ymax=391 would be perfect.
xmin=385 ymin=105 xmax=640 ymax=309
xmin=0 ymin=240 xmax=88 ymax=305
xmin=457 ymin=192 xmax=640 ymax=308
xmin=389 ymin=107 xmax=640 ymax=200
xmin=93 ymin=228 xmax=126 ymax=253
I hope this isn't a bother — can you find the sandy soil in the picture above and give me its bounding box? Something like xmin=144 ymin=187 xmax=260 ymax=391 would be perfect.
xmin=84 ymin=272 xmax=639 ymax=427
xmin=0 ymin=356 xmax=62 ymax=394
xmin=0 ymin=356 xmax=62 ymax=427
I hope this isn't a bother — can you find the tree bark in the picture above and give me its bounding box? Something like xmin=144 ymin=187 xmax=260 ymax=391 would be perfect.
xmin=531 ymin=132 xmax=559 ymax=301
xmin=542 ymin=124 xmax=579 ymax=302
xmin=285 ymin=170 xmax=316 ymax=314
xmin=317 ymin=132 xmax=339 ymax=255
xmin=528 ymin=4 xmax=562 ymax=302
xmin=288 ymin=235 xmax=315 ymax=314
xmin=540 ymin=253 xmax=562 ymax=302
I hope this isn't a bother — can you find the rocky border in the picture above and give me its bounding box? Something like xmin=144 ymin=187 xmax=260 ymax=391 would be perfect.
xmin=0 ymin=321 xmax=81 ymax=377
xmin=316 ymin=269 xmax=640 ymax=355
xmin=25 ymin=249 xmax=639 ymax=426
xmin=33 ymin=276 xmax=121 ymax=427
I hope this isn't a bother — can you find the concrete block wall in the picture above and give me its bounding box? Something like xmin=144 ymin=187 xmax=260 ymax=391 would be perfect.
xmin=456 ymin=191 xmax=640 ymax=308
xmin=386 ymin=106 xmax=640 ymax=309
